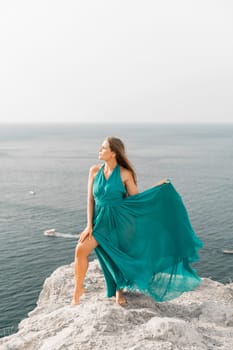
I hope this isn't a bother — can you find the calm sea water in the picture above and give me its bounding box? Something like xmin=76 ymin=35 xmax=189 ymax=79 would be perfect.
xmin=0 ymin=123 xmax=233 ymax=337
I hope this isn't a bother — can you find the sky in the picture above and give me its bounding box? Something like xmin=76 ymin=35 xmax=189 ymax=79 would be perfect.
xmin=0 ymin=0 xmax=233 ymax=124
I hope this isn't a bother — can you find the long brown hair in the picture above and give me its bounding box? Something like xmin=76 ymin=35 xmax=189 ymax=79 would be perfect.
xmin=107 ymin=136 xmax=137 ymax=184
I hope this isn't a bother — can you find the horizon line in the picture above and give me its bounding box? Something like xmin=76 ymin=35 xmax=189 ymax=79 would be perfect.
xmin=0 ymin=121 xmax=233 ymax=125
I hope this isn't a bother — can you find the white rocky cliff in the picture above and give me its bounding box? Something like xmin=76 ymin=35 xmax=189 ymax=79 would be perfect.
xmin=1 ymin=260 xmax=233 ymax=350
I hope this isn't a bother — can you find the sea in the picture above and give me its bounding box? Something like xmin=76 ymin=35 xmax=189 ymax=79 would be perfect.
xmin=0 ymin=123 xmax=232 ymax=337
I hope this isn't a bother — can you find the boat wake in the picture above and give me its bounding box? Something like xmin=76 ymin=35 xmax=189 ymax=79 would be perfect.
xmin=44 ymin=229 xmax=79 ymax=239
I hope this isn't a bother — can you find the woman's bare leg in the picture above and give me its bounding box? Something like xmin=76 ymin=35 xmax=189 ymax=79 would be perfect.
xmin=73 ymin=236 xmax=98 ymax=304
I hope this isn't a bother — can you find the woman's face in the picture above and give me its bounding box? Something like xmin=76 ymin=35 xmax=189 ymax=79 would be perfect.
xmin=98 ymin=140 xmax=115 ymax=161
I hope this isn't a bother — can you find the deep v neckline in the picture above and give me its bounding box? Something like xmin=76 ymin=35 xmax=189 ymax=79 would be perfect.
xmin=102 ymin=164 xmax=118 ymax=182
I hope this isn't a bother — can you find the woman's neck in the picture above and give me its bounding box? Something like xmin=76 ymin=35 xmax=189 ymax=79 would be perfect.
xmin=104 ymin=159 xmax=118 ymax=171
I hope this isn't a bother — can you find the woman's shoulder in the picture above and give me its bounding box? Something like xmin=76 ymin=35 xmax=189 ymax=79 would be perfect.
xmin=89 ymin=164 xmax=102 ymax=177
xmin=119 ymin=166 xmax=133 ymax=181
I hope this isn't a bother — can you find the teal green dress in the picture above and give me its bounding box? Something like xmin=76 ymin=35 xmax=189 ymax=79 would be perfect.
xmin=93 ymin=164 xmax=203 ymax=302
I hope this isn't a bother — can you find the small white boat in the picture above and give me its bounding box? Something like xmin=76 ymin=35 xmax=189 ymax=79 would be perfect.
xmin=29 ymin=191 xmax=36 ymax=195
xmin=222 ymin=249 xmax=233 ymax=254
xmin=44 ymin=229 xmax=57 ymax=236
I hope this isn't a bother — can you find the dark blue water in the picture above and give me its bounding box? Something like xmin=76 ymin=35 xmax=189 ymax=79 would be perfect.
xmin=0 ymin=123 xmax=232 ymax=337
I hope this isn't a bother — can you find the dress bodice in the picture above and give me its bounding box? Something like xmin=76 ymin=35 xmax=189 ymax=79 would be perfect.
xmin=93 ymin=164 xmax=127 ymax=207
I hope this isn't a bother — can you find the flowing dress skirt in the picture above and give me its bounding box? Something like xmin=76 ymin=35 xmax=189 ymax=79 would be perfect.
xmin=92 ymin=165 xmax=203 ymax=302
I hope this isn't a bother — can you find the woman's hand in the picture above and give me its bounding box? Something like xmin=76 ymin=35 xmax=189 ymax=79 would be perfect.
xmin=78 ymin=225 xmax=93 ymax=243
xmin=155 ymin=178 xmax=171 ymax=186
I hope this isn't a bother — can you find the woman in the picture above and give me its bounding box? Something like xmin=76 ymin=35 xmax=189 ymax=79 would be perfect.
xmin=72 ymin=137 xmax=203 ymax=305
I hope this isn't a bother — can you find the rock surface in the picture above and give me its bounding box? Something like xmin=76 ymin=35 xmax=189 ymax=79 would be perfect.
xmin=1 ymin=259 xmax=233 ymax=350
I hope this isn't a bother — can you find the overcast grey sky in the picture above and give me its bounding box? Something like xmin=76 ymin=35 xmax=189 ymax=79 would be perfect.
xmin=0 ymin=0 xmax=232 ymax=124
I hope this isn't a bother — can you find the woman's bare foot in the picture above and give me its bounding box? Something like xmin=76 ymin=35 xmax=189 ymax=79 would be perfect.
xmin=72 ymin=287 xmax=85 ymax=305
xmin=116 ymin=290 xmax=127 ymax=306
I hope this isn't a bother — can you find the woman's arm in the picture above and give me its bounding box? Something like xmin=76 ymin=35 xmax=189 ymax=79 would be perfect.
xmin=86 ymin=166 xmax=96 ymax=228
xmin=79 ymin=165 xmax=100 ymax=242
xmin=121 ymin=167 xmax=169 ymax=196
xmin=121 ymin=168 xmax=138 ymax=196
